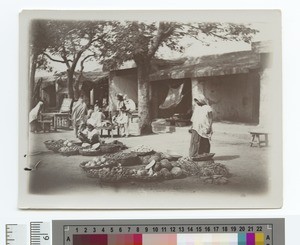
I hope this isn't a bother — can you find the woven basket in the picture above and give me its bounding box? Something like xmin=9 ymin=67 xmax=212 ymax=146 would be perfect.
xmin=79 ymin=161 xmax=104 ymax=170
xmin=58 ymin=149 xmax=79 ymax=156
xmin=99 ymin=144 xmax=121 ymax=154
xmin=79 ymin=148 xmax=102 ymax=156
xmin=131 ymin=150 xmax=154 ymax=156
xmin=44 ymin=140 xmax=63 ymax=153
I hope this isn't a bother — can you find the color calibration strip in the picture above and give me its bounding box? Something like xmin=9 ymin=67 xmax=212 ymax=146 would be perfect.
xmin=72 ymin=233 xmax=265 ymax=245
xmin=55 ymin=219 xmax=281 ymax=245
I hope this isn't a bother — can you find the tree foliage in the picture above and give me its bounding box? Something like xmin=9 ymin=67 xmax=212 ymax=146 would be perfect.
xmin=102 ymin=21 xmax=258 ymax=70
xmin=41 ymin=20 xmax=113 ymax=98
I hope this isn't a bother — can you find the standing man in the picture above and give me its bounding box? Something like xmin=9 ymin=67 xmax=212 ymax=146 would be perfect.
xmin=71 ymin=95 xmax=87 ymax=138
xmin=189 ymin=95 xmax=213 ymax=157
xmin=115 ymin=93 xmax=129 ymax=137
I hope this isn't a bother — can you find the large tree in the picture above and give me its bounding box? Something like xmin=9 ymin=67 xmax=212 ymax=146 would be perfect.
xmin=102 ymin=21 xmax=258 ymax=134
xmin=42 ymin=20 xmax=109 ymax=99
xmin=29 ymin=20 xmax=54 ymax=108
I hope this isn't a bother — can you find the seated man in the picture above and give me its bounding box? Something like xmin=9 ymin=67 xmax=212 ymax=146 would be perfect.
xmin=78 ymin=120 xmax=100 ymax=145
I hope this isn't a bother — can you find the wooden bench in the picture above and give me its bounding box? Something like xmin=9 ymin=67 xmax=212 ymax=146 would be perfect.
xmin=99 ymin=126 xmax=120 ymax=138
xmin=40 ymin=98 xmax=73 ymax=131
xmin=250 ymin=131 xmax=269 ymax=147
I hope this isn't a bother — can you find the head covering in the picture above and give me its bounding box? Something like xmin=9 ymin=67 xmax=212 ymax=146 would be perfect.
xmin=29 ymin=101 xmax=43 ymax=123
xmin=195 ymin=94 xmax=208 ymax=105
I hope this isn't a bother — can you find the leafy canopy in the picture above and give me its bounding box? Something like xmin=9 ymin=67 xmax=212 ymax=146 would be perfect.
xmin=101 ymin=21 xmax=258 ymax=70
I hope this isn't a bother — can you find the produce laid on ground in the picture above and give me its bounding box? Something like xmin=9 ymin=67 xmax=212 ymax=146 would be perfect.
xmin=43 ymin=138 xmax=230 ymax=185
xmin=103 ymin=151 xmax=141 ymax=166
xmin=79 ymin=145 xmax=230 ymax=184
xmin=98 ymin=165 xmax=136 ymax=183
xmin=178 ymin=157 xmax=230 ymax=184
xmin=79 ymin=140 xmax=127 ymax=156
xmin=58 ymin=144 xmax=80 ymax=156
xmin=44 ymin=139 xmax=65 ymax=152
xmin=130 ymin=145 xmax=154 ymax=156
xmin=44 ymin=138 xmax=127 ymax=156
xmin=44 ymin=139 xmax=80 ymax=155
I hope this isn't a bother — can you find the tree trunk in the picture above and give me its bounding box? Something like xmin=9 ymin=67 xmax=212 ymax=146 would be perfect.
xmin=67 ymin=69 xmax=75 ymax=99
xmin=29 ymin=52 xmax=38 ymax=109
xmin=74 ymin=77 xmax=80 ymax=100
xmin=136 ymin=59 xmax=152 ymax=134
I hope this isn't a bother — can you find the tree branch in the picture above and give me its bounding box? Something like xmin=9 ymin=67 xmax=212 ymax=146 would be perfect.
xmin=61 ymin=45 xmax=71 ymax=69
xmin=207 ymin=31 xmax=229 ymax=40
xmin=148 ymin=22 xmax=175 ymax=58
xmin=43 ymin=52 xmax=66 ymax=64
xmin=70 ymin=34 xmax=106 ymax=72
xmin=80 ymin=54 xmax=95 ymax=72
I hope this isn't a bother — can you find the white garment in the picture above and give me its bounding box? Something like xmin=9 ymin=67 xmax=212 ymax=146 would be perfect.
xmin=87 ymin=128 xmax=98 ymax=140
xmin=191 ymin=104 xmax=213 ymax=139
xmin=89 ymin=111 xmax=105 ymax=128
xmin=71 ymin=98 xmax=87 ymax=126
xmin=29 ymin=101 xmax=43 ymax=123
xmin=124 ymin=98 xmax=136 ymax=113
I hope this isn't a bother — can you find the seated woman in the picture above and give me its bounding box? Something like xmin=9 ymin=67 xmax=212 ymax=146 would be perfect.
xmin=78 ymin=120 xmax=101 ymax=145
xmin=89 ymin=104 xmax=106 ymax=128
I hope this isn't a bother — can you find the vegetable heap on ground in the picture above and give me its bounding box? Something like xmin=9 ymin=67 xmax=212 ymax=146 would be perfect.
xmin=79 ymin=145 xmax=230 ymax=185
xmin=44 ymin=139 xmax=126 ymax=156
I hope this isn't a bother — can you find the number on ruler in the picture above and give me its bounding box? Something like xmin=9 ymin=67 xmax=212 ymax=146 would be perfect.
xmin=30 ymin=221 xmax=50 ymax=245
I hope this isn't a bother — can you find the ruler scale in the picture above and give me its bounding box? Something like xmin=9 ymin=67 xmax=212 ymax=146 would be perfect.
xmin=30 ymin=222 xmax=51 ymax=245
xmin=6 ymin=224 xmax=27 ymax=245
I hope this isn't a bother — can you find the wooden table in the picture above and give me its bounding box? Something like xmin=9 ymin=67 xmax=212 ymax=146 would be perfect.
xmin=250 ymin=131 xmax=269 ymax=147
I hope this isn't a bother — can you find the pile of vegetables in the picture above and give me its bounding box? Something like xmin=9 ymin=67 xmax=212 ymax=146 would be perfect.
xmin=177 ymin=157 xmax=230 ymax=184
xmin=79 ymin=144 xmax=230 ymax=184
xmin=45 ymin=139 xmax=79 ymax=155
xmin=103 ymin=151 xmax=141 ymax=166
xmin=58 ymin=144 xmax=80 ymax=155
xmin=44 ymin=139 xmax=65 ymax=152
xmin=138 ymin=153 xmax=186 ymax=180
xmin=131 ymin=145 xmax=154 ymax=155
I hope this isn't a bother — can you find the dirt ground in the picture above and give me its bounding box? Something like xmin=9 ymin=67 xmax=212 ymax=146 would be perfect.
xmin=25 ymin=123 xmax=269 ymax=197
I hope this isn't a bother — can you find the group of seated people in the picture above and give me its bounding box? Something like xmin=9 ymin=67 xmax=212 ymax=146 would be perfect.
xmin=76 ymin=103 xmax=111 ymax=144
xmin=75 ymin=93 xmax=136 ymax=144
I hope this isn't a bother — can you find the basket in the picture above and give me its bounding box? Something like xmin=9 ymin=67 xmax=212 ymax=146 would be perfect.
xmin=44 ymin=140 xmax=63 ymax=153
xmin=79 ymin=148 xmax=102 ymax=156
xmin=86 ymin=169 xmax=101 ymax=178
xmin=79 ymin=162 xmax=102 ymax=178
xmin=131 ymin=150 xmax=154 ymax=156
xmin=99 ymin=144 xmax=121 ymax=154
xmin=44 ymin=140 xmax=54 ymax=148
xmin=133 ymin=174 xmax=163 ymax=182
xmin=58 ymin=149 xmax=79 ymax=156
xmin=120 ymin=155 xmax=141 ymax=166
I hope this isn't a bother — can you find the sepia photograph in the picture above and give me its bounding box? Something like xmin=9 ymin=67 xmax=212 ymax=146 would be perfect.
xmin=19 ymin=10 xmax=282 ymax=209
